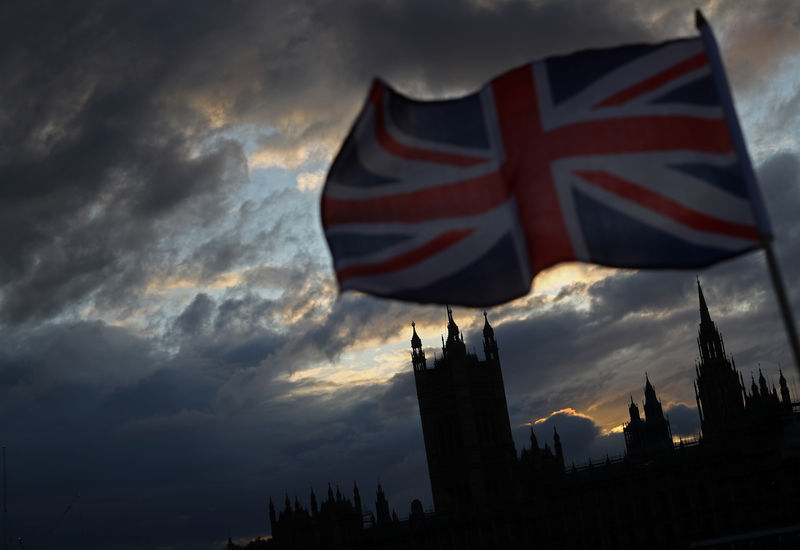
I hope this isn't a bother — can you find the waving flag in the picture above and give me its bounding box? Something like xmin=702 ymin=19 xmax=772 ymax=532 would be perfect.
xmin=321 ymin=24 xmax=771 ymax=306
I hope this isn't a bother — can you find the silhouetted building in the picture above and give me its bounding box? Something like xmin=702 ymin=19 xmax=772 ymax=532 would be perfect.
xmin=263 ymin=281 xmax=800 ymax=549
xmin=411 ymin=309 xmax=517 ymax=512
xmin=268 ymin=483 xmax=364 ymax=549
xmin=624 ymin=375 xmax=673 ymax=462
xmin=693 ymin=279 xmax=747 ymax=441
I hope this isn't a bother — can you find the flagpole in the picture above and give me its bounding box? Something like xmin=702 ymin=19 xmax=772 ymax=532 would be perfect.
xmin=3 ymin=445 xmax=7 ymax=550
xmin=762 ymin=240 xmax=800 ymax=373
xmin=696 ymin=10 xmax=800 ymax=374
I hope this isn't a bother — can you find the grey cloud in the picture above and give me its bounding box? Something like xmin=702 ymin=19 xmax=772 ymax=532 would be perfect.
xmin=1 ymin=1 xmax=250 ymax=326
xmin=759 ymin=153 xmax=800 ymax=288
xmin=173 ymin=292 xmax=215 ymax=336
xmin=0 ymin=321 xmax=160 ymax=399
xmin=165 ymin=287 xmax=438 ymax=385
xmin=2 ymin=0 xmax=796 ymax=329
xmin=515 ymin=411 xmax=626 ymax=467
xmin=665 ymin=403 xmax=701 ymax=437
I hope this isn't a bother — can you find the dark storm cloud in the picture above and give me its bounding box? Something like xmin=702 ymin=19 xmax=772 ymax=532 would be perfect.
xmin=0 ymin=314 xmax=430 ymax=548
xmin=311 ymin=0 xmax=649 ymax=92
xmin=0 ymin=253 xmax=446 ymax=546
xmin=2 ymin=0 xmax=796 ymax=328
xmin=1 ymin=1 xmax=251 ymax=325
xmin=0 ymin=320 xmax=160 ymax=397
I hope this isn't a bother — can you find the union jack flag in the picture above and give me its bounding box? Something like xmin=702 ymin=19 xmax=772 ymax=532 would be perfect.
xmin=321 ymin=31 xmax=771 ymax=306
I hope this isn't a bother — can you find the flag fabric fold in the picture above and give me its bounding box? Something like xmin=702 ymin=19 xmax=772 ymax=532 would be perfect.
xmin=321 ymin=28 xmax=770 ymax=307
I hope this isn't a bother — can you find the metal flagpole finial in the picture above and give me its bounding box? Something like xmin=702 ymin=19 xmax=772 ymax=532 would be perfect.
xmin=695 ymin=9 xmax=708 ymax=29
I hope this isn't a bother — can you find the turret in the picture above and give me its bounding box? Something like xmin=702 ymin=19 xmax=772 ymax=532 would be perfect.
xmin=629 ymin=396 xmax=641 ymax=423
xmin=625 ymin=376 xmax=673 ymax=460
xmin=353 ymin=482 xmax=362 ymax=517
xmin=444 ymin=306 xmax=466 ymax=358
xmin=447 ymin=306 xmax=459 ymax=344
xmin=309 ymin=487 xmax=318 ymax=516
xmin=530 ymin=426 xmax=539 ymax=450
xmin=643 ymin=374 xmax=666 ymax=422
xmin=269 ymin=497 xmax=277 ymax=529
xmin=554 ymin=426 xmax=565 ymax=471
xmin=758 ymin=368 xmax=769 ymax=398
xmin=411 ymin=321 xmax=427 ymax=372
xmin=780 ymin=369 xmax=792 ymax=407
xmin=375 ymin=484 xmax=391 ymax=524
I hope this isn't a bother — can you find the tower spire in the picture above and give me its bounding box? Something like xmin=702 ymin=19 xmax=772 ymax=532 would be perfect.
xmin=779 ymin=368 xmax=792 ymax=406
xmin=629 ymin=395 xmax=641 ymax=422
xmin=553 ymin=426 xmax=565 ymax=471
xmin=698 ymin=277 xmax=712 ymax=326
xmin=529 ymin=426 xmax=538 ymax=450
xmin=483 ymin=311 xmax=499 ymax=362
xmin=375 ymin=484 xmax=390 ymax=524
xmin=758 ymin=368 xmax=769 ymax=398
xmin=696 ymin=278 xmax=726 ymax=362
xmin=643 ymin=375 xmax=665 ymax=421
xmin=353 ymin=481 xmax=362 ymax=516
xmin=309 ymin=486 xmax=318 ymax=516
xmin=269 ymin=497 xmax=276 ymax=528
xmin=694 ymin=279 xmax=745 ymax=439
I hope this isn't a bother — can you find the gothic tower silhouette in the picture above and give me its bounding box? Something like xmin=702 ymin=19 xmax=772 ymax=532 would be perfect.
xmin=411 ymin=308 xmax=516 ymax=512
xmin=693 ymin=279 xmax=746 ymax=440
xmin=623 ymin=375 xmax=673 ymax=461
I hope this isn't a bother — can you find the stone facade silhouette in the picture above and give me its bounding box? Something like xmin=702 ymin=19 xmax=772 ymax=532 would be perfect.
xmin=623 ymin=374 xmax=674 ymax=462
xmin=262 ymin=281 xmax=800 ymax=549
xmin=411 ymin=309 xmax=517 ymax=512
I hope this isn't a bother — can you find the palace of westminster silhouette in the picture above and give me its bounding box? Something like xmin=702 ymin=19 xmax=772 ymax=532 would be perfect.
xmin=256 ymin=281 xmax=800 ymax=549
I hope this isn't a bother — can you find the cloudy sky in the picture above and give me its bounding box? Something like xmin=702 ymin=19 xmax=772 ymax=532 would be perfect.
xmin=2 ymin=0 xmax=799 ymax=548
